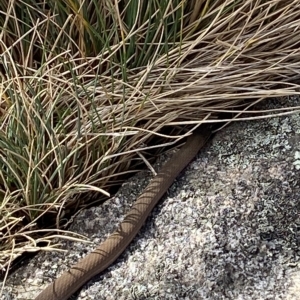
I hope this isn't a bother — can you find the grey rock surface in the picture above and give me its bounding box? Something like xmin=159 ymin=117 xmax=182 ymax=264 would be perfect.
xmin=1 ymin=96 xmax=300 ymax=299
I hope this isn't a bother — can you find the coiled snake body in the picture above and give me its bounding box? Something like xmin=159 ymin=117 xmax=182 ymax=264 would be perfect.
xmin=35 ymin=128 xmax=211 ymax=300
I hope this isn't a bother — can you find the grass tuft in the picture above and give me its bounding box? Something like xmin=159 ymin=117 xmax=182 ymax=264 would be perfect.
xmin=0 ymin=0 xmax=300 ymax=277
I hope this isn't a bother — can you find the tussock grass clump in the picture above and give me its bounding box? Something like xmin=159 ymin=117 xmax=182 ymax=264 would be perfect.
xmin=0 ymin=0 xmax=300 ymax=275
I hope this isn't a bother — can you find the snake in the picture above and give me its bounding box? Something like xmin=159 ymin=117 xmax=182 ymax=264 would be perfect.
xmin=35 ymin=128 xmax=211 ymax=300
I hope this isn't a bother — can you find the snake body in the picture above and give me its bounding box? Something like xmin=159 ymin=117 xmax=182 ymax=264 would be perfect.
xmin=35 ymin=128 xmax=211 ymax=300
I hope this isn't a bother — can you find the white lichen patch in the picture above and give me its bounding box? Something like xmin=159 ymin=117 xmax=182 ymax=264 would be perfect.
xmin=293 ymin=151 xmax=300 ymax=170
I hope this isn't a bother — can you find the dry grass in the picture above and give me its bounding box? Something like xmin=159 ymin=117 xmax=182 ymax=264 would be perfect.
xmin=0 ymin=0 xmax=300 ymax=282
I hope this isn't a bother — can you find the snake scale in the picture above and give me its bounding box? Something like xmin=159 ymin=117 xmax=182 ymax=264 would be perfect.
xmin=35 ymin=128 xmax=211 ymax=300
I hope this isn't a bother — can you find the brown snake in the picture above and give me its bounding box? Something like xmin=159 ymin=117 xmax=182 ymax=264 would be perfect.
xmin=35 ymin=128 xmax=211 ymax=300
